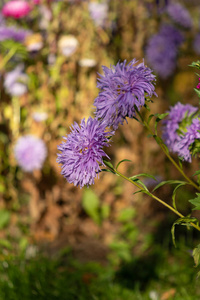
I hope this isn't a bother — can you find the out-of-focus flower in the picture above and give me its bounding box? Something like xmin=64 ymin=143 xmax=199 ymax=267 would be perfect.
xmin=193 ymin=33 xmax=200 ymax=55
xmin=38 ymin=5 xmax=52 ymax=30
xmin=0 ymin=26 xmax=31 ymax=43
xmin=166 ymin=2 xmax=193 ymax=29
xmin=145 ymin=24 xmax=184 ymax=78
xmin=94 ymin=59 xmax=157 ymax=130
xmin=58 ymin=35 xmax=79 ymax=57
xmin=78 ymin=58 xmax=97 ymax=68
xmin=4 ymin=64 xmax=28 ymax=97
xmin=88 ymin=2 xmax=108 ymax=27
xmin=2 ymin=0 xmax=31 ymax=19
xmin=24 ymin=33 xmax=43 ymax=52
xmin=57 ymin=117 xmax=113 ymax=188
xmin=162 ymin=102 xmax=198 ymax=153
xmin=32 ymin=111 xmax=48 ymax=122
xmin=14 ymin=135 xmax=47 ymax=172
xmin=175 ymin=118 xmax=200 ymax=162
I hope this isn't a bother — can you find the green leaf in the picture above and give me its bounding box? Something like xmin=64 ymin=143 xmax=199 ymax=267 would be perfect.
xmin=82 ymin=189 xmax=100 ymax=225
xmin=129 ymin=178 xmax=149 ymax=191
xmin=101 ymin=168 xmax=116 ymax=174
xmin=0 ymin=209 xmax=10 ymax=229
xmin=153 ymin=180 xmax=188 ymax=192
xmin=101 ymin=204 xmax=110 ymax=220
xmin=193 ymin=170 xmax=200 ymax=177
xmin=189 ymin=193 xmax=200 ymax=210
xmin=154 ymin=113 xmax=169 ymax=135
xmin=116 ymin=159 xmax=132 ymax=171
xmin=172 ymin=183 xmax=187 ymax=210
xmin=147 ymin=114 xmax=155 ymax=125
xmin=103 ymin=160 xmax=115 ymax=171
xmin=117 ymin=208 xmax=136 ymax=222
xmin=193 ymin=244 xmax=200 ymax=267
xmin=194 ymin=88 xmax=200 ymax=99
xmin=171 ymin=217 xmax=198 ymax=247
xmin=129 ymin=173 xmax=156 ymax=181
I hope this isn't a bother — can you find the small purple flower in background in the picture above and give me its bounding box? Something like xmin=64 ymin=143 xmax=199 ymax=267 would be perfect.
xmin=162 ymin=102 xmax=198 ymax=153
xmin=4 ymin=64 xmax=28 ymax=97
xmin=14 ymin=135 xmax=47 ymax=172
xmin=94 ymin=59 xmax=157 ymax=130
xmin=196 ymin=77 xmax=200 ymax=89
xmin=193 ymin=33 xmax=200 ymax=55
xmin=0 ymin=26 xmax=31 ymax=43
xmin=32 ymin=111 xmax=48 ymax=122
xmin=57 ymin=117 xmax=113 ymax=188
xmin=175 ymin=118 xmax=200 ymax=162
xmin=145 ymin=24 xmax=184 ymax=79
xmin=88 ymin=2 xmax=108 ymax=27
xmin=166 ymin=2 xmax=193 ymax=29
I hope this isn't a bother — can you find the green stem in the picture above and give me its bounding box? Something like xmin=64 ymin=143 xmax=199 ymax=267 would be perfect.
xmin=138 ymin=112 xmax=200 ymax=192
xmin=0 ymin=47 xmax=17 ymax=71
xmin=113 ymin=168 xmax=200 ymax=232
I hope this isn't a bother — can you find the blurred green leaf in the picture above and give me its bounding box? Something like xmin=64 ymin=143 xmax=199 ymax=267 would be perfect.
xmin=189 ymin=193 xmax=200 ymax=210
xmin=193 ymin=244 xmax=200 ymax=267
xmin=117 ymin=208 xmax=136 ymax=222
xmin=0 ymin=209 xmax=11 ymax=229
xmin=153 ymin=180 xmax=188 ymax=192
xmin=82 ymin=189 xmax=100 ymax=225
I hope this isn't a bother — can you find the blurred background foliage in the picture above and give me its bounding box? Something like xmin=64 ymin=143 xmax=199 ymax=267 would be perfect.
xmin=1 ymin=0 xmax=200 ymax=298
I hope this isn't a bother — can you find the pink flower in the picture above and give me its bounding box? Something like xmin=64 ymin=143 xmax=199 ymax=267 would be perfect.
xmin=2 ymin=1 xmax=31 ymax=19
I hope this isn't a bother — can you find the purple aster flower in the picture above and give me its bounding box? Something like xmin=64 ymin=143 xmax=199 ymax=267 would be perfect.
xmin=57 ymin=117 xmax=114 ymax=188
xmin=4 ymin=64 xmax=28 ymax=97
xmin=166 ymin=2 xmax=193 ymax=29
xmin=162 ymin=102 xmax=198 ymax=153
xmin=94 ymin=59 xmax=157 ymax=130
xmin=145 ymin=24 xmax=184 ymax=78
xmin=193 ymin=33 xmax=200 ymax=55
xmin=14 ymin=135 xmax=47 ymax=172
xmin=175 ymin=118 xmax=200 ymax=162
xmin=0 ymin=26 xmax=31 ymax=42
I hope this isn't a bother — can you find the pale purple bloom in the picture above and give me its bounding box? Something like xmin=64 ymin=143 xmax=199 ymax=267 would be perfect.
xmin=57 ymin=117 xmax=113 ymax=188
xmin=193 ymin=33 xmax=200 ymax=55
xmin=162 ymin=102 xmax=198 ymax=153
xmin=166 ymin=2 xmax=193 ymax=29
xmin=175 ymin=118 xmax=200 ymax=162
xmin=0 ymin=26 xmax=30 ymax=42
xmin=94 ymin=59 xmax=157 ymax=130
xmin=4 ymin=64 xmax=28 ymax=97
xmin=145 ymin=24 xmax=184 ymax=78
xmin=88 ymin=2 xmax=108 ymax=27
xmin=14 ymin=135 xmax=47 ymax=172
xmin=32 ymin=112 xmax=48 ymax=122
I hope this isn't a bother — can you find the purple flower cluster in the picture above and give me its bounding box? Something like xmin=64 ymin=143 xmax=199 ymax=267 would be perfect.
xmin=58 ymin=59 xmax=157 ymax=187
xmin=0 ymin=26 xmax=30 ymax=42
xmin=14 ymin=135 xmax=47 ymax=172
xmin=145 ymin=24 xmax=184 ymax=79
xmin=94 ymin=59 xmax=157 ymax=129
xmin=162 ymin=102 xmax=199 ymax=161
xmin=4 ymin=64 xmax=28 ymax=97
xmin=193 ymin=33 xmax=200 ymax=55
xmin=175 ymin=118 xmax=200 ymax=162
xmin=166 ymin=2 xmax=193 ymax=29
xmin=57 ymin=117 xmax=114 ymax=188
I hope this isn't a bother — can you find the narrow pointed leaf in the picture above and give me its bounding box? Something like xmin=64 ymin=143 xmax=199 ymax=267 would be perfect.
xmin=153 ymin=180 xmax=188 ymax=192
xmin=103 ymin=160 xmax=115 ymax=170
xmin=116 ymin=159 xmax=132 ymax=171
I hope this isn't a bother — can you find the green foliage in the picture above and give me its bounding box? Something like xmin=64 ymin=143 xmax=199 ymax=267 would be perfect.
xmin=189 ymin=193 xmax=200 ymax=210
xmin=116 ymin=159 xmax=132 ymax=171
xmin=0 ymin=209 xmax=11 ymax=229
xmin=193 ymin=244 xmax=200 ymax=267
xmin=171 ymin=217 xmax=199 ymax=247
xmin=82 ymin=189 xmax=101 ymax=225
